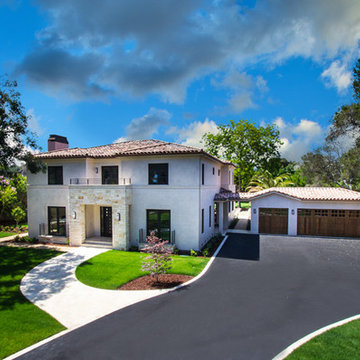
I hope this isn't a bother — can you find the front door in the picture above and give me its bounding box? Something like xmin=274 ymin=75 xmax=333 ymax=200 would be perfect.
xmin=100 ymin=206 xmax=112 ymax=237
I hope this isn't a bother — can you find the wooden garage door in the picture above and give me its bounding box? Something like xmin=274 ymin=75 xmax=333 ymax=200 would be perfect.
xmin=259 ymin=208 xmax=288 ymax=234
xmin=297 ymin=209 xmax=360 ymax=238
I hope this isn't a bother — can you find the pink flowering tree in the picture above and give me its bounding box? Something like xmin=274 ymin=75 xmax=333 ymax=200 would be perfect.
xmin=141 ymin=231 xmax=173 ymax=282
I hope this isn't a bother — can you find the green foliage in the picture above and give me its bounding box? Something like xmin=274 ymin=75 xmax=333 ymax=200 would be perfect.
xmin=201 ymin=233 xmax=223 ymax=257
xmin=13 ymin=235 xmax=37 ymax=243
xmin=11 ymin=207 xmax=26 ymax=226
xmin=0 ymin=76 xmax=44 ymax=174
xmin=201 ymin=248 xmax=210 ymax=257
xmin=129 ymin=245 xmax=139 ymax=252
xmin=0 ymin=247 xmax=65 ymax=358
xmin=190 ymin=249 xmax=198 ymax=257
xmin=203 ymin=119 xmax=282 ymax=190
xmin=246 ymin=170 xmax=294 ymax=192
xmin=76 ymin=250 xmax=209 ymax=290
xmin=353 ymin=58 xmax=360 ymax=101
xmin=0 ymin=174 xmax=27 ymax=222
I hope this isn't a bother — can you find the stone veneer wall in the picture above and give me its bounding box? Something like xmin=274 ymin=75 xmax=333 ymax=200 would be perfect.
xmin=69 ymin=185 xmax=132 ymax=250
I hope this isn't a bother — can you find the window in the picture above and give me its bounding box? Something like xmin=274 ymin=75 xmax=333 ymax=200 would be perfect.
xmin=228 ymin=202 xmax=231 ymax=212
xmin=218 ymin=169 xmax=220 ymax=176
xmin=213 ymin=167 xmax=215 ymax=175
xmin=201 ymin=209 xmax=204 ymax=233
xmin=102 ymin=166 xmax=118 ymax=184
xmin=147 ymin=210 xmax=170 ymax=241
xmin=148 ymin=164 xmax=168 ymax=185
xmin=209 ymin=206 xmax=211 ymax=227
xmin=48 ymin=207 xmax=66 ymax=236
xmin=48 ymin=166 xmax=63 ymax=185
xmin=202 ymin=164 xmax=205 ymax=185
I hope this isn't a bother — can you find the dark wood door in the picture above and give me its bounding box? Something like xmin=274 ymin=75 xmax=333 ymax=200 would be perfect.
xmin=100 ymin=206 xmax=112 ymax=237
xmin=298 ymin=209 xmax=360 ymax=238
xmin=259 ymin=208 xmax=288 ymax=234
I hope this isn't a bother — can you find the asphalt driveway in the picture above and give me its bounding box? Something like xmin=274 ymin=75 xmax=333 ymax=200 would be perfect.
xmin=18 ymin=234 xmax=360 ymax=360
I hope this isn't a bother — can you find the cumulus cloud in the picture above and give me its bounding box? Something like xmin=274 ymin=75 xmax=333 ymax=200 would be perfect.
xmin=26 ymin=108 xmax=44 ymax=135
xmin=168 ymin=118 xmax=218 ymax=148
xmin=14 ymin=0 xmax=360 ymax=102
xmin=321 ymin=60 xmax=352 ymax=93
xmin=274 ymin=117 xmax=326 ymax=161
xmin=114 ymin=107 xmax=171 ymax=142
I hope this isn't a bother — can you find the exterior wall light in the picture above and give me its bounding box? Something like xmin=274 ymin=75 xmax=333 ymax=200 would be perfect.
xmin=253 ymin=208 xmax=257 ymax=214
xmin=117 ymin=212 xmax=121 ymax=221
xmin=72 ymin=211 xmax=77 ymax=219
xmin=95 ymin=167 xmax=99 ymax=174
xmin=291 ymin=209 xmax=295 ymax=215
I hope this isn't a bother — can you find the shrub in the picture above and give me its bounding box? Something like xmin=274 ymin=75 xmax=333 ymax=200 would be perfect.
xmin=173 ymin=247 xmax=179 ymax=255
xmin=11 ymin=207 xmax=26 ymax=226
xmin=201 ymin=248 xmax=210 ymax=257
xmin=141 ymin=231 xmax=173 ymax=282
xmin=190 ymin=249 xmax=198 ymax=257
xmin=20 ymin=236 xmax=38 ymax=244
xmin=129 ymin=245 xmax=139 ymax=252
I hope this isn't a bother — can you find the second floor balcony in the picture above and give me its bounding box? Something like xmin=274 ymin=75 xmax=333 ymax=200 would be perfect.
xmin=69 ymin=177 xmax=131 ymax=185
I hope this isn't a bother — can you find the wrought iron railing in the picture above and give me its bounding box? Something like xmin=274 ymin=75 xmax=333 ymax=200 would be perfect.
xmin=69 ymin=178 xmax=131 ymax=185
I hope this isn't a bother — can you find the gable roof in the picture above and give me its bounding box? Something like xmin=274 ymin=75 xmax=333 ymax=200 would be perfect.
xmin=245 ymin=187 xmax=360 ymax=202
xmin=35 ymin=139 xmax=234 ymax=166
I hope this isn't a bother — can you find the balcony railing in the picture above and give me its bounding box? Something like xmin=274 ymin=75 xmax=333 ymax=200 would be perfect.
xmin=69 ymin=177 xmax=131 ymax=185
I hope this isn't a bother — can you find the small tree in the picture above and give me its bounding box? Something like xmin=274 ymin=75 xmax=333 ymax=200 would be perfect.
xmin=141 ymin=231 xmax=173 ymax=283
xmin=11 ymin=207 xmax=26 ymax=227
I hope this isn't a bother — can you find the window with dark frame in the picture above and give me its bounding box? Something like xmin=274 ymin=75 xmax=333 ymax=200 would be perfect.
xmin=148 ymin=164 xmax=168 ymax=185
xmin=209 ymin=205 xmax=211 ymax=227
xmin=218 ymin=169 xmax=220 ymax=176
xmin=202 ymin=164 xmax=205 ymax=185
xmin=101 ymin=166 xmax=118 ymax=184
xmin=201 ymin=208 xmax=204 ymax=233
xmin=146 ymin=210 xmax=171 ymax=241
xmin=213 ymin=167 xmax=215 ymax=175
xmin=48 ymin=166 xmax=63 ymax=185
xmin=48 ymin=207 xmax=66 ymax=236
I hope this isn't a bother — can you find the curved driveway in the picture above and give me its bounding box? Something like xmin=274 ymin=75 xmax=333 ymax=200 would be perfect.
xmin=19 ymin=234 xmax=360 ymax=360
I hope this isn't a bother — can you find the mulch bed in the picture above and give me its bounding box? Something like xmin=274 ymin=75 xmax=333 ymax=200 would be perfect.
xmin=118 ymin=274 xmax=193 ymax=290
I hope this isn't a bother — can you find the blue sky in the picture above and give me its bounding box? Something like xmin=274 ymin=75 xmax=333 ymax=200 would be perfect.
xmin=1 ymin=0 xmax=359 ymax=161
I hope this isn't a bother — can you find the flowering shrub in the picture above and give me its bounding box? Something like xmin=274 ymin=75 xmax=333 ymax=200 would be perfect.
xmin=141 ymin=231 xmax=173 ymax=282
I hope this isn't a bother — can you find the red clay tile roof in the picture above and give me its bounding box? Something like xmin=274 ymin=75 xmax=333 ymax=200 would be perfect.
xmin=214 ymin=187 xmax=360 ymax=202
xmin=35 ymin=139 xmax=234 ymax=166
xmin=243 ymin=187 xmax=360 ymax=201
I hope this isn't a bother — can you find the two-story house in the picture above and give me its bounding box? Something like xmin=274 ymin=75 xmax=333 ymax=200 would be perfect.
xmin=27 ymin=135 xmax=236 ymax=251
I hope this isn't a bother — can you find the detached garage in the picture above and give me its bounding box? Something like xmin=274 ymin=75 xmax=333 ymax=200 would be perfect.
xmin=249 ymin=187 xmax=360 ymax=238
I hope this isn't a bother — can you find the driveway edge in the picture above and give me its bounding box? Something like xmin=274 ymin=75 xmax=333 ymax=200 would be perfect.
xmin=273 ymin=314 xmax=360 ymax=360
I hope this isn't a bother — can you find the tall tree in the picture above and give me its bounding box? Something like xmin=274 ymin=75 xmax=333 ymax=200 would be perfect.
xmin=246 ymin=170 xmax=294 ymax=193
xmin=203 ymin=119 xmax=282 ymax=190
xmin=0 ymin=76 xmax=43 ymax=174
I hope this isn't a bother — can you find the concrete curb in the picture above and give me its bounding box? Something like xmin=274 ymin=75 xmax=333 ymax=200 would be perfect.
xmin=272 ymin=314 xmax=360 ymax=360
xmin=5 ymin=236 xmax=228 ymax=360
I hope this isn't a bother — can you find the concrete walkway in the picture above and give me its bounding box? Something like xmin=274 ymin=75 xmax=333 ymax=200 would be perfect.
xmin=20 ymin=247 xmax=172 ymax=329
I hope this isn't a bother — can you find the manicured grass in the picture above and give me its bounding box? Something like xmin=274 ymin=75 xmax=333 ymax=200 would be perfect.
xmin=76 ymin=250 xmax=209 ymax=290
xmin=0 ymin=247 xmax=66 ymax=359
xmin=286 ymin=319 xmax=360 ymax=360
xmin=0 ymin=231 xmax=16 ymax=238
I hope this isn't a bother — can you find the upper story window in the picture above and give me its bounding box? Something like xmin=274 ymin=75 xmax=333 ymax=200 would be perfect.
xmin=102 ymin=166 xmax=118 ymax=184
xmin=149 ymin=164 xmax=168 ymax=185
xmin=48 ymin=166 xmax=63 ymax=185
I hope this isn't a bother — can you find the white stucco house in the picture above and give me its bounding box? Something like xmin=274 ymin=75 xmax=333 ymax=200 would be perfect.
xmin=27 ymin=135 xmax=237 ymax=250
xmin=245 ymin=187 xmax=360 ymax=238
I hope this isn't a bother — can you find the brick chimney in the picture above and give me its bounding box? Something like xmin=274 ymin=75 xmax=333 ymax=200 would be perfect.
xmin=48 ymin=134 xmax=69 ymax=151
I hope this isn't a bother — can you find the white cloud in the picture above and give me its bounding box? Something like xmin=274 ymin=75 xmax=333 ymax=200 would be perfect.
xmin=169 ymin=118 xmax=218 ymax=148
xmin=274 ymin=117 xmax=326 ymax=161
xmin=16 ymin=0 xmax=360 ymax=103
xmin=26 ymin=108 xmax=44 ymax=135
xmin=321 ymin=60 xmax=352 ymax=93
xmin=114 ymin=107 xmax=171 ymax=142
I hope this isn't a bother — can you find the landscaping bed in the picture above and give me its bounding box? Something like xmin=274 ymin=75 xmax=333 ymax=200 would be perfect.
xmin=76 ymin=250 xmax=209 ymax=290
xmin=0 ymin=246 xmax=66 ymax=359
xmin=118 ymin=274 xmax=193 ymax=290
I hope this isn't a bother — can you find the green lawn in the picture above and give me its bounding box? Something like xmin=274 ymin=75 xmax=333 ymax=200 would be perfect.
xmin=0 ymin=231 xmax=16 ymax=238
xmin=76 ymin=250 xmax=209 ymax=289
xmin=286 ymin=319 xmax=360 ymax=360
xmin=0 ymin=247 xmax=66 ymax=359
